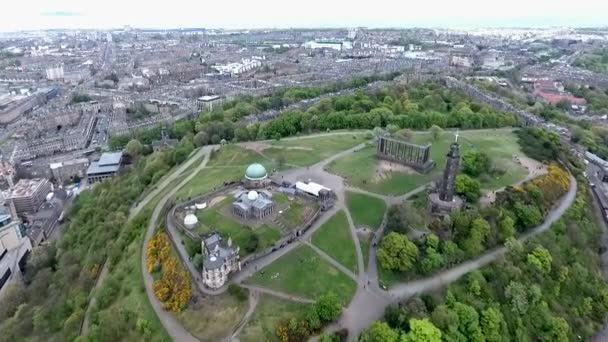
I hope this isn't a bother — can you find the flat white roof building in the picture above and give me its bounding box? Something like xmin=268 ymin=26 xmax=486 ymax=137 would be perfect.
xmin=295 ymin=181 xmax=331 ymax=197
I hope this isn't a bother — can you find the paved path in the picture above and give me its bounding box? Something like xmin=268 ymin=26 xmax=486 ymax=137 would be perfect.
xmin=141 ymin=146 xmax=214 ymax=342
xmin=328 ymin=175 xmax=577 ymax=340
xmin=345 ymin=184 xmax=428 ymax=206
xmin=240 ymin=284 xmax=315 ymax=304
xmin=80 ymin=261 xmax=109 ymax=335
xmin=227 ymin=290 xmax=260 ymax=342
xmin=303 ymin=240 xmax=358 ymax=282
xmin=80 ymin=148 xmax=210 ymax=336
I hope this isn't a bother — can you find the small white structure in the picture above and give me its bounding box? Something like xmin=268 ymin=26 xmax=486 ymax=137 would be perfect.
xmin=184 ymin=213 xmax=198 ymax=230
xmin=295 ymin=181 xmax=331 ymax=197
xmin=194 ymin=202 xmax=207 ymax=210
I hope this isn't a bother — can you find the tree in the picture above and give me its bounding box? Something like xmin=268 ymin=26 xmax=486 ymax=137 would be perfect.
xmin=480 ymin=307 xmax=504 ymax=342
xmin=461 ymin=218 xmax=490 ymax=256
xmin=497 ymin=214 xmax=515 ymax=242
xmin=377 ymin=232 xmax=419 ymax=272
xmin=462 ymin=151 xmax=491 ymax=177
xmin=539 ymin=317 xmax=569 ymax=342
xmin=193 ymin=131 xmax=209 ymax=147
xmin=455 ymin=174 xmax=481 ymax=202
xmin=453 ymin=302 xmax=483 ymax=341
xmin=402 ymin=319 xmax=442 ymax=342
xmin=527 ymin=246 xmax=552 ymax=274
xmin=513 ymin=202 xmax=543 ymax=228
xmin=430 ymin=125 xmax=443 ymax=140
xmin=396 ymin=129 xmax=414 ymax=141
xmin=125 ymin=139 xmax=143 ymax=157
xmin=430 ymin=305 xmax=459 ymax=333
xmin=0 ymin=283 xmax=26 ymax=320
xmin=192 ymin=253 xmax=203 ymax=269
xmin=314 ymin=292 xmax=341 ymax=323
xmin=360 ymin=321 xmax=399 ymax=342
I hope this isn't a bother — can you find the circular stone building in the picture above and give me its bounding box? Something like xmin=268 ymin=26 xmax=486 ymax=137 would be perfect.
xmin=244 ymin=163 xmax=269 ymax=188
xmin=184 ymin=213 xmax=199 ymax=230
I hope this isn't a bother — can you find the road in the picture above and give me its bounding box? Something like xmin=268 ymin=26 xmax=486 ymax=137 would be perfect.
xmin=80 ymin=147 xmax=212 ymax=336
xmin=140 ymin=146 xmax=213 ymax=342
xmin=329 ymin=174 xmax=577 ymax=340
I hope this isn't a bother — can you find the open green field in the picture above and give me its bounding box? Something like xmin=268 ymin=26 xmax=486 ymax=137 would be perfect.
xmin=328 ymin=130 xmax=528 ymax=195
xmin=246 ymin=245 xmax=357 ymax=304
xmin=239 ymin=295 xmax=311 ymax=342
xmin=262 ymin=133 xmax=367 ymax=167
xmin=196 ymin=197 xmax=281 ymax=255
xmin=346 ymin=192 xmax=386 ymax=230
xmin=311 ymin=210 xmax=358 ymax=273
xmin=175 ymin=166 xmax=243 ymax=201
xmin=208 ymin=145 xmax=272 ymax=167
xmin=177 ymin=293 xmax=249 ymax=341
xmin=412 ymin=130 xmax=528 ymax=190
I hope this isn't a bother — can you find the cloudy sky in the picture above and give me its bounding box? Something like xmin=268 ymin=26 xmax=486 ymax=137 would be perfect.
xmin=1 ymin=0 xmax=607 ymax=31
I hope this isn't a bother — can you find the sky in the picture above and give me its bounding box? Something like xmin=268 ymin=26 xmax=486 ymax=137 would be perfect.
xmin=0 ymin=0 xmax=607 ymax=32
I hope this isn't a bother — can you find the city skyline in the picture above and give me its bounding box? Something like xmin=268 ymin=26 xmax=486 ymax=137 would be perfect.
xmin=1 ymin=0 xmax=607 ymax=32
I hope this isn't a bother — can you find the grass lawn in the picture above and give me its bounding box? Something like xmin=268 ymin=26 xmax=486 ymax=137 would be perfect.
xmin=257 ymin=225 xmax=283 ymax=249
xmin=328 ymin=129 xmax=528 ymax=196
xmin=378 ymin=266 xmax=409 ymax=289
xmin=177 ymin=293 xmax=249 ymax=341
xmin=328 ymin=145 xmax=435 ymax=195
xmin=346 ymin=192 xmax=386 ymax=230
xmin=311 ymin=210 xmax=358 ymax=273
xmin=239 ymin=295 xmax=311 ymax=342
xmin=411 ymin=129 xmax=527 ymax=191
xmin=274 ymin=193 xmax=318 ymax=232
xmin=264 ymin=133 xmax=367 ymax=167
xmin=208 ymin=144 xmax=272 ymax=167
xmin=196 ymin=198 xmax=281 ymax=256
xmin=246 ymin=245 xmax=357 ymax=304
xmin=175 ymin=166 xmax=243 ymax=201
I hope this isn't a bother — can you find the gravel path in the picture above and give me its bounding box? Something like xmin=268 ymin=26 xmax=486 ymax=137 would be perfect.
xmin=141 ymin=146 xmax=213 ymax=342
xmin=326 ymin=175 xmax=577 ymax=341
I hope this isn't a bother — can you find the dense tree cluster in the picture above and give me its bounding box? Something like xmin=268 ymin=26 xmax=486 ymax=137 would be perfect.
xmin=363 ymin=185 xmax=608 ymax=341
xmin=71 ymin=92 xmax=92 ymax=103
xmin=0 ymin=144 xmax=185 ymax=340
xmin=109 ymin=81 xmax=520 ymax=151
xmin=573 ymin=49 xmax=608 ymax=75
xmin=380 ymin=163 xmax=570 ymax=279
xmin=275 ymin=292 xmax=343 ymax=342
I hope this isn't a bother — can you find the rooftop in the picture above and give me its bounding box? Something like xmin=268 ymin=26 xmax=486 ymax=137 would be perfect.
xmin=98 ymin=152 xmax=123 ymax=166
xmin=6 ymin=178 xmax=49 ymax=199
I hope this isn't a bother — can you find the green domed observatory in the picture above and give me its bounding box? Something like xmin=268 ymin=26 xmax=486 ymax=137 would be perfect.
xmin=245 ymin=163 xmax=268 ymax=180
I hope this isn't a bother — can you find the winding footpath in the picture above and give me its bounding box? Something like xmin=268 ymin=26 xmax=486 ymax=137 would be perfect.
xmin=141 ymin=146 xmax=214 ymax=342
xmin=328 ymin=175 xmax=577 ymax=340
xmin=80 ymin=147 xmax=210 ymax=336
xmin=134 ymin=131 xmax=578 ymax=342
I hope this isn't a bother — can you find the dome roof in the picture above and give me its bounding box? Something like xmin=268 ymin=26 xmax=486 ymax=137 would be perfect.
xmin=247 ymin=190 xmax=259 ymax=201
xmin=245 ymin=163 xmax=267 ymax=180
xmin=184 ymin=213 xmax=198 ymax=228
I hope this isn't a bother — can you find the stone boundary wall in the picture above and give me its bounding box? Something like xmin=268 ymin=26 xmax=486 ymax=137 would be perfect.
xmin=168 ymin=182 xmax=326 ymax=269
